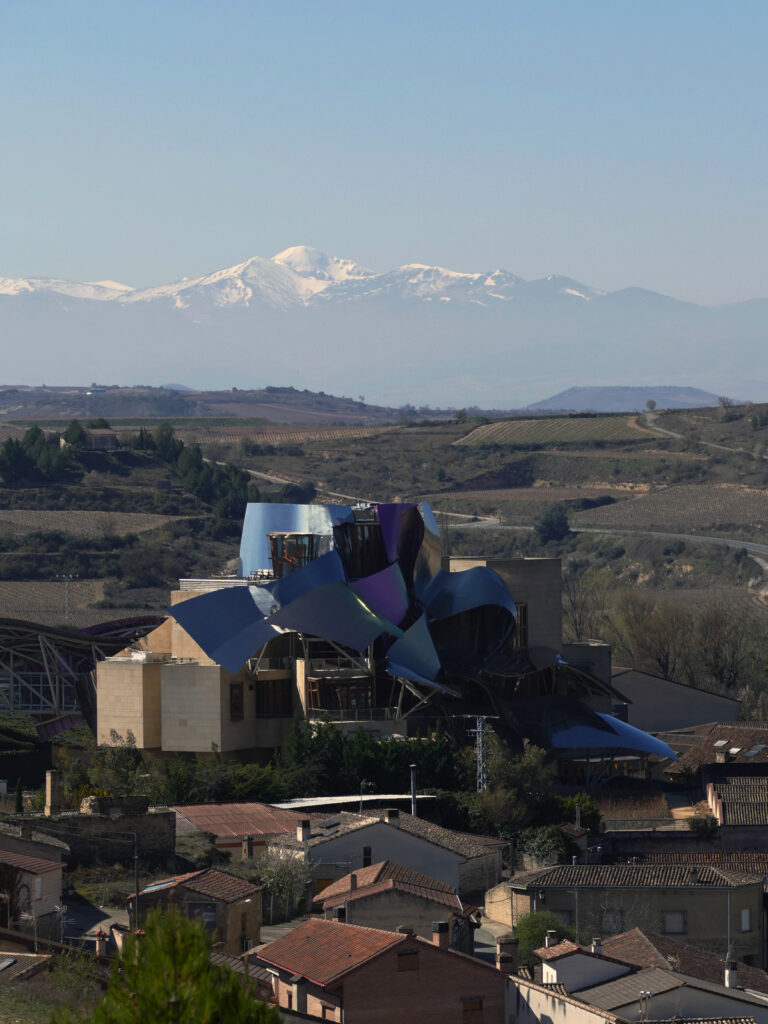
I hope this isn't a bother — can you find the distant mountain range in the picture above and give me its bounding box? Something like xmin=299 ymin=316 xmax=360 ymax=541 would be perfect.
xmin=1 ymin=245 xmax=766 ymax=407
xmin=527 ymin=385 xmax=727 ymax=412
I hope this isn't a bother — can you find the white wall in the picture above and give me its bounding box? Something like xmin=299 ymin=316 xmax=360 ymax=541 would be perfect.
xmin=543 ymin=953 xmax=629 ymax=990
xmin=310 ymin=822 xmax=464 ymax=890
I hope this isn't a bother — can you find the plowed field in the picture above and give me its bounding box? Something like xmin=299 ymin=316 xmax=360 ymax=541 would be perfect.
xmin=457 ymin=416 xmax=654 ymax=445
xmin=572 ymin=484 xmax=768 ymax=531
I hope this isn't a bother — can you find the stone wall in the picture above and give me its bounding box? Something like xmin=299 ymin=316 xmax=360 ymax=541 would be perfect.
xmin=27 ymin=810 xmax=175 ymax=866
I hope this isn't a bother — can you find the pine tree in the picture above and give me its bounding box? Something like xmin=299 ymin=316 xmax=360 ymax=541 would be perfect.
xmin=55 ymin=909 xmax=278 ymax=1022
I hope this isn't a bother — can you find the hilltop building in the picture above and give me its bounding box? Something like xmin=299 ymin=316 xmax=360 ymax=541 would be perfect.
xmin=96 ymin=502 xmax=673 ymax=769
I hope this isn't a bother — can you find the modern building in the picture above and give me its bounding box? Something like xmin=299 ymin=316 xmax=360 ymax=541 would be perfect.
xmin=97 ymin=502 xmax=673 ymax=772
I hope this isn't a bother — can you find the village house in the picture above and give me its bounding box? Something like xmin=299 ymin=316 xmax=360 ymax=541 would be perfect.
xmin=514 ymin=934 xmax=768 ymax=1024
xmin=276 ymin=807 xmax=504 ymax=899
xmin=256 ymin=916 xmax=507 ymax=1023
xmin=129 ymin=867 xmax=262 ymax=956
xmin=312 ymin=859 xmax=477 ymax=952
xmin=490 ymin=864 xmax=765 ymax=966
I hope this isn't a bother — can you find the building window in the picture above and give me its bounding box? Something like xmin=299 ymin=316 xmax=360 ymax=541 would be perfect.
xmin=188 ymin=903 xmax=217 ymax=932
xmin=230 ymin=682 xmax=244 ymax=721
xmin=662 ymin=911 xmax=687 ymax=935
xmin=397 ymin=949 xmax=419 ymax=972
xmin=601 ymin=909 xmax=623 ymax=934
xmin=34 ymin=878 xmax=42 ymax=899
xmin=462 ymin=995 xmax=484 ymax=1023
xmin=741 ymin=908 xmax=752 ymax=933
xmin=362 ymin=846 xmax=372 ymax=868
xmin=511 ymin=603 xmax=528 ymax=651
xmin=554 ymin=910 xmax=572 ymax=928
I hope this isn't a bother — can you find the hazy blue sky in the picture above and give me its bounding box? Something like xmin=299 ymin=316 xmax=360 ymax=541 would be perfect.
xmin=2 ymin=1 xmax=766 ymax=303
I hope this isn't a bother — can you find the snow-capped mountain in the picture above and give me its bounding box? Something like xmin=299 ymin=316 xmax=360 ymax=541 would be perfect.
xmin=1 ymin=246 xmax=766 ymax=407
xmin=0 ymin=246 xmax=602 ymax=311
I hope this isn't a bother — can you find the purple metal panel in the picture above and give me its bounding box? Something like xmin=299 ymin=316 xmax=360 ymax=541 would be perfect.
xmin=350 ymin=563 xmax=409 ymax=626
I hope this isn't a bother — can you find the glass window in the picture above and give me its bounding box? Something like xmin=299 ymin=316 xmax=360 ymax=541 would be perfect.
xmin=663 ymin=911 xmax=686 ymax=934
xmin=741 ymin=908 xmax=752 ymax=933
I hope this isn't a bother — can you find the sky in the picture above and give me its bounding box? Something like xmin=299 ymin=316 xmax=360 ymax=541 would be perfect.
xmin=2 ymin=1 xmax=767 ymax=305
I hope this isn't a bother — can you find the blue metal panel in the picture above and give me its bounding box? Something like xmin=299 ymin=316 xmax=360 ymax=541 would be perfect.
xmin=423 ymin=565 xmax=516 ymax=621
xmin=265 ymin=550 xmax=346 ymax=609
xmin=385 ymin=613 xmax=442 ymax=682
xmin=269 ymin=580 xmax=402 ymax=651
xmin=551 ymin=712 xmax=678 ymax=759
xmin=168 ymin=587 xmax=280 ymax=673
xmin=238 ymin=503 xmax=355 ymax=575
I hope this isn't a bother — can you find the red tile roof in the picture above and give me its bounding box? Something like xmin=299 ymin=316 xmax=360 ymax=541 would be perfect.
xmin=511 ymin=864 xmax=763 ymax=890
xmin=257 ymin=917 xmax=406 ymax=986
xmin=319 ymin=877 xmax=462 ymax=912
xmin=140 ymin=868 xmax=261 ymax=904
xmin=0 ymin=850 xmax=62 ymax=876
xmin=173 ymin=802 xmax=306 ymax=838
xmin=602 ymin=928 xmax=768 ymax=995
xmin=314 ymin=860 xmax=456 ymax=905
xmin=533 ymin=939 xmax=582 ymax=961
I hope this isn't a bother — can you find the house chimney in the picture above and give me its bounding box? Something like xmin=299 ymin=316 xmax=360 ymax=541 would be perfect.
xmin=333 ymin=907 xmax=346 ymax=923
xmin=591 ymin=938 xmax=603 ymax=956
xmin=432 ymin=921 xmax=450 ymax=950
xmin=350 ymin=873 xmax=357 ymax=892
xmin=44 ymin=770 xmax=61 ymax=817
xmin=242 ymin=835 xmax=254 ymax=860
xmin=725 ymin=961 xmax=738 ymax=988
xmin=384 ymin=808 xmax=400 ymax=828
xmin=545 ymin=930 xmax=558 ymax=947
xmin=397 ymin=925 xmax=414 ymax=934
xmin=496 ymin=934 xmax=519 ymax=974
xmin=689 ymin=867 xmax=699 ymax=885
xmin=94 ymin=928 xmax=108 ymax=957
xmin=716 ymin=750 xmax=732 ymax=764
xmin=297 ymin=819 xmax=311 ymax=843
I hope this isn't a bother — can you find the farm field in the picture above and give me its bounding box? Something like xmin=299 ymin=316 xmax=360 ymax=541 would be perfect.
xmin=0 ymin=509 xmax=185 ymax=538
xmin=457 ymin=416 xmax=658 ymax=446
xmin=572 ymin=484 xmax=768 ymax=533
xmin=424 ymin=486 xmax=634 ymax=521
xmin=179 ymin=424 xmax=398 ymax=446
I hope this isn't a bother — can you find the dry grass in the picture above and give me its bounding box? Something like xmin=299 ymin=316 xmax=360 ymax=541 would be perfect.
xmin=572 ymin=483 xmax=768 ymax=532
xmin=0 ymin=508 xmax=184 ymax=538
xmin=596 ymin=789 xmax=672 ymax=820
xmin=457 ymin=417 xmax=655 ymax=446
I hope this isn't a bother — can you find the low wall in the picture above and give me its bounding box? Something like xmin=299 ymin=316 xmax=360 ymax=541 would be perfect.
xmin=18 ymin=811 xmax=175 ymax=866
xmin=601 ymin=825 xmax=768 ymax=857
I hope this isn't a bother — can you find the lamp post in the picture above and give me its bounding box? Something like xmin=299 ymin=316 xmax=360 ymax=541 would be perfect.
xmin=131 ymin=831 xmax=140 ymax=930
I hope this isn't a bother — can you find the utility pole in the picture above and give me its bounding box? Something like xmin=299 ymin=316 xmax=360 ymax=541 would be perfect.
xmin=133 ymin=832 xmax=140 ymax=930
xmin=454 ymin=715 xmax=498 ymax=791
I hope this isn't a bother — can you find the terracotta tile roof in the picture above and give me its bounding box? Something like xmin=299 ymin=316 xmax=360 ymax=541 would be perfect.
xmin=0 ymin=950 xmax=52 ymax=983
xmin=210 ymin=950 xmax=271 ymax=984
xmin=646 ymin=1019 xmax=757 ymax=1024
xmin=0 ymin=850 xmax=62 ymax=876
xmin=257 ymin=917 xmax=406 ymax=986
xmin=390 ymin=813 xmax=505 ymax=859
xmin=638 ymin=852 xmax=768 ymax=884
xmin=173 ymin=802 xmax=307 ymax=838
xmin=576 ymin=966 xmax=684 ymax=1009
xmin=510 ymin=864 xmax=763 ymax=890
xmin=319 ymin=877 xmax=462 ymax=912
xmin=602 ymin=928 xmax=768 ymax=995
xmin=669 ymin=724 xmax=768 ymax=773
xmin=314 ymin=860 xmax=456 ymax=905
xmin=533 ymin=939 xmax=582 ymax=961
xmin=141 ymin=868 xmax=261 ymax=904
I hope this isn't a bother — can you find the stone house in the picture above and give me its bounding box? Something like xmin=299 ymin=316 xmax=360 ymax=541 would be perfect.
xmin=257 ymin=917 xmax=507 ymax=1023
xmin=313 ymin=859 xmax=477 ymax=952
xmin=519 ymin=935 xmax=768 ymax=1024
xmin=497 ymin=863 xmax=766 ymax=966
xmin=130 ymin=868 xmax=262 ymax=956
xmin=277 ymin=807 xmax=504 ymax=900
